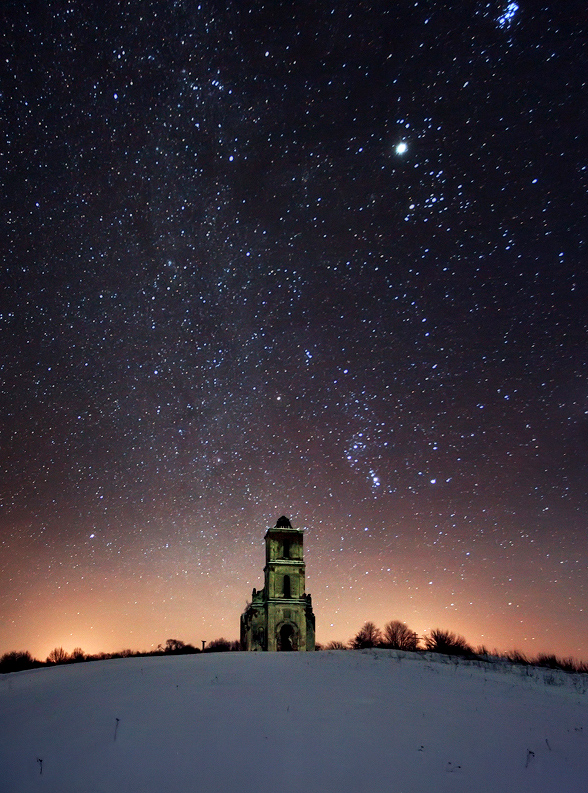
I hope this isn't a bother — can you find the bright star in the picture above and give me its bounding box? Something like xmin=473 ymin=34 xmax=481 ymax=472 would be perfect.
xmin=396 ymin=142 xmax=408 ymax=155
xmin=497 ymin=2 xmax=519 ymax=28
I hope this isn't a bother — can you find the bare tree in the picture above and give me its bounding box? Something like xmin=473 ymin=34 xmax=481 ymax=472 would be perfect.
xmin=382 ymin=620 xmax=419 ymax=651
xmin=349 ymin=622 xmax=382 ymax=650
xmin=47 ymin=647 xmax=69 ymax=664
xmin=423 ymin=629 xmax=473 ymax=657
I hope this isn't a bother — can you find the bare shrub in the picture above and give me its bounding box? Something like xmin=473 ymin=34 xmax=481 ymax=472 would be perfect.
xmin=535 ymin=653 xmax=559 ymax=669
xmin=349 ymin=622 xmax=382 ymax=650
xmin=106 ymin=649 xmax=136 ymax=659
xmin=557 ymin=657 xmax=581 ymax=673
xmin=156 ymin=639 xmax=200 ymax=655
xmin=505 ymin=649 xmax=530 ymax=665
xmin=71 ymin=647 xmax=85 ymax=662
xmin=325 ymin=640 xmax=347 ymax=650
xmin=501 ymin=650 xmax=588 ymax=674
xmin=205 ymin=638 xmax=233 ymax=652
xmin=423 ymin=629 xmax=473 ymax=657
xmin=382 ymin=620 xmax=419 ymax=651
xmin=47 ymin=647 xmax=69 ymax=664
xmin=534 ymin=653 xmax=586 ymax=673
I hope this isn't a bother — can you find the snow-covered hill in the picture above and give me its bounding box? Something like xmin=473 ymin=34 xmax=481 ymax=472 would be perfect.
xmin=1 ymin=649 xmax=587 ymax=792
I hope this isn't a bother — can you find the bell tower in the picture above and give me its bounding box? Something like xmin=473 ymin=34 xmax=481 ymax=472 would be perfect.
xmin=240 ymin=516 xmax=315 ymax=651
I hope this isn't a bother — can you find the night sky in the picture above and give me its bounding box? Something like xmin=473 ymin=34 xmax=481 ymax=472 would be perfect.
xmin=2 ymin=1 xmax=587 ymax=661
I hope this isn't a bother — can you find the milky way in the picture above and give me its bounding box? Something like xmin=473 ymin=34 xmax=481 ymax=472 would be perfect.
xmin=2 ymin=1 xmax=587 ymax=660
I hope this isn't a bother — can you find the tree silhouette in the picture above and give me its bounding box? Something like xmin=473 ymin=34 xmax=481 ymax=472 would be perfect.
xmin=350 ymin=622 xmax=382 ymax=649
xmin=47 ymin=647 xmax=69 ymax=664
xmin=164 ymin=639 xmax=186 ymax=653
xmin=205 ymin=638 xmax=234 ymax=652
xmin=423 ymin=629 xmax=473 ymax=657
xmin=382 ymin=620 xmax=419 ymax=651
xmin=0 ymin=650 xmax=37 ymax=673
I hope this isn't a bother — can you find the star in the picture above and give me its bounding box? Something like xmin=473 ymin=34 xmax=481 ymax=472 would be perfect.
xmin=0 ymin=0 xmax=585 ymax=663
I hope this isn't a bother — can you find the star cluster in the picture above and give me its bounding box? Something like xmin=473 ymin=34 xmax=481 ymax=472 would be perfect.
xmin=1 ymin=1 xmax=587 ymax=660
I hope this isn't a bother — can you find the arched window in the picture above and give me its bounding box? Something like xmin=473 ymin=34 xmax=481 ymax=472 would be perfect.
xmin=283 ymin=575 xmax=291 ymax=598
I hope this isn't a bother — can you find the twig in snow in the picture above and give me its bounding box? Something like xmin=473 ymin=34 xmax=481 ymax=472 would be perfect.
xmin=37 ymin=758 xmax=43 ymax=775
xmin=525 ymin=749 xmax=535 ymax=768
xmin=545 ymin=738 xmax=552 ymax=751
xmin=114 ymin=717 xmax=120 ymax=742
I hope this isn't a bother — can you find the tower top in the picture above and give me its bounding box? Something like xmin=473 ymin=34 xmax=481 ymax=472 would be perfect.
xmin=275 ymin=516 xmax=292 ymax=528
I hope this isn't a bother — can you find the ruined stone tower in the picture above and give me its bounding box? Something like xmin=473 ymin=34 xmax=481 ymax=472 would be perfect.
xmin=240 ymin=516 xmax=315 ymax=651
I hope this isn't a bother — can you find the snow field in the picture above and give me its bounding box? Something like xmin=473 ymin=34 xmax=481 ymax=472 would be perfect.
xmin=0 ymin=649 xmax=586 ymax=792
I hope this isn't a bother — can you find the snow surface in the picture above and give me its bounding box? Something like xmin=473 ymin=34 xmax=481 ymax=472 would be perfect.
xmin=1 ymin=649 xmax=587 ymax=792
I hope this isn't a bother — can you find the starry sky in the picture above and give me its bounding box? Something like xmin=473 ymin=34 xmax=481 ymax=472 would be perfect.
xmin=2 ymin=1 xmax=587 ymax=661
